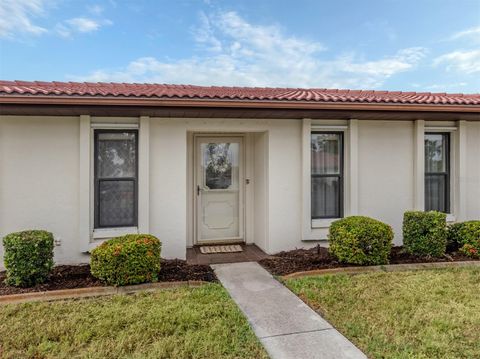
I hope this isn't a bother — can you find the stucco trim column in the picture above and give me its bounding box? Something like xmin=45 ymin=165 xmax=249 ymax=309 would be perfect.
xmin=79 ymin=115 xmax=91 ymax=251
xmin=347 ymin=119 xmax=359 ymax=216
xmin=413 ymin=119 xmax=425 ymax=210
xmin=138 ymin=116 xmax=150 ymax=233
xmin=301 ymin=118 xmax=312 ymax=240
xmin=455 ymin=120 xmax=467 ymax=221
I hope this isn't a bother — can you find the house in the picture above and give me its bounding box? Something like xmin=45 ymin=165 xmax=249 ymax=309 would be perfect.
xmin=0 ymin=80 xmax=479 ymax=266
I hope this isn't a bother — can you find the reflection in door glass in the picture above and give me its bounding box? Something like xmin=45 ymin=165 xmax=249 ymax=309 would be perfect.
xmin=203 ymin=143 xmax=238 ymax=189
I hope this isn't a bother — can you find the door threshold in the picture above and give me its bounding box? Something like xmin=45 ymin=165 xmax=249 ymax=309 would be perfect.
xmin=195 ymin=240 xmax=245 ymax=246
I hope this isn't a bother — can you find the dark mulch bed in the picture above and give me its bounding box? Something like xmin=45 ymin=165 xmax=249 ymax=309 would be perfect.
xmin=259 ymin=245 xmax=479 ymax=276
xmin=157 ymin=259 xmax=217 ymax=283
xmin=0 ymin=259 xmax=216 ymax=296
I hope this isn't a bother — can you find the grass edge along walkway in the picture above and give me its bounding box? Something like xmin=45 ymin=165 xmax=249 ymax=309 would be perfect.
xmin=286 ymin=266 xmax=480 ymax=359
xmin=0 ymin=283 xmax=269 ymax=359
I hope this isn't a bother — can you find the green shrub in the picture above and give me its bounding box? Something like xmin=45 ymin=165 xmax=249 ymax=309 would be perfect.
xmin=328 ymin=216 xmax=394 ymax=265
xmin=2 ymin=230 xmax=54 ymax=287
xmin=446 ymin=223 xmax=462 ymax=252
xmin=403 ymin=211 xmax=447 ymax=257
xmin=90 ymin=234 xmax=161 ymax=286
xmin=448 ymin=221 xmax=480 ymax=258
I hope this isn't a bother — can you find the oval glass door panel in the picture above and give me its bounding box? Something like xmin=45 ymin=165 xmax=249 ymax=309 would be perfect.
xmin=197 ymin=138 xmax=243 ymax=242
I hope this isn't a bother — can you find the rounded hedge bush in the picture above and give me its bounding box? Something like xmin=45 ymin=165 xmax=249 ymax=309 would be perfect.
xmin=448 ymin=220 xmax=480 ymax=258
xmin=2 ymin=230 xmax=54 ymax=287
xmin=403 ymin=211 xmax=447 ymax=257
xmin=328 ymin=216 xmax=394 ymax=265
xmin=90 ymin=234 xmax=161 ymax=286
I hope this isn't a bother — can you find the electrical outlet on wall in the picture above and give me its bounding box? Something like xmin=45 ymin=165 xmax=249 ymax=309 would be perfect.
xmin=54 ymin=237 xmax=62 ymax=246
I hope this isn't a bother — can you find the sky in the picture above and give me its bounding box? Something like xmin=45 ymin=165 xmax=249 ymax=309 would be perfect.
xmin=0 ymin=0 xmax=479 ymax=93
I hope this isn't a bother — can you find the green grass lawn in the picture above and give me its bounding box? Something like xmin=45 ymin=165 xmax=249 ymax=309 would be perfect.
xmin=286 ymin=267 xmax=480 ymax=359
xmin=0 ymin=284 xmax=268 ymax=359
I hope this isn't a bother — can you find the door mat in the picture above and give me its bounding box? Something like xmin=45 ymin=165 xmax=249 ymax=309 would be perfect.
xmin=199 ymin=245 xmax=243 ymax=254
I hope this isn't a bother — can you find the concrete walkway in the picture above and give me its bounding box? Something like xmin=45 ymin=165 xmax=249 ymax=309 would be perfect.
xmin=212 ymin=262 xmax=366 ymax=359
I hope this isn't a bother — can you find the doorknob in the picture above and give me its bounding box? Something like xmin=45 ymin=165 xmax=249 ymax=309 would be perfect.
xmin=197 ymin=185 xmax=201 ymax=196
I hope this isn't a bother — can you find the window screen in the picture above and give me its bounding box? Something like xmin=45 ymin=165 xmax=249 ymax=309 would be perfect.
xmin=94 ymin=130 xmax=138 ymax=228
xmin=311 ymin=132 xmax=344 ymax=219
xmin=425 ymin=133 xmax=450 ymax=213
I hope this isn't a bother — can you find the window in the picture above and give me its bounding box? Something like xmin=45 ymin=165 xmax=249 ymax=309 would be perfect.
xmin=311 ymin=132 xmax=344 ymax=219
xmin=425 ymin=133 xmax=450 ymax=213
xmin=94 ymin=130 xmax=138 ymax=228
xmin=202 ymin=143 xmax=237 ymax=190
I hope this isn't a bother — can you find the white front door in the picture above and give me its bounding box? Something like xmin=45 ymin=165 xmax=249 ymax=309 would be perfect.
xmin=195 ymin=136 xmax=244 ymax=243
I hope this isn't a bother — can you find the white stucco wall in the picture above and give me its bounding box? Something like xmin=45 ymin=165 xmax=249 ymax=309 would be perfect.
xmin=265 ymin=120 xmax=305 ymax=253
xmin=149 ymin=119 xmax=188 ymax=259
xmin=0 ymin=116 xmax=88 ymax=266
xmin=1 ymin=115 xmax=479 ymax=267
xmin=357 ymin=121 xmax=415 ymax=245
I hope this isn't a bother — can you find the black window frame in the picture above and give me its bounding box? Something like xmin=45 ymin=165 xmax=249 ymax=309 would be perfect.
xmin=94 ymin=129 xmax=139 ymax=229
xmin=311 ymin=131 xmax=344 ymax=219
xmin=425 ymin=132 xmax=450 ymax=213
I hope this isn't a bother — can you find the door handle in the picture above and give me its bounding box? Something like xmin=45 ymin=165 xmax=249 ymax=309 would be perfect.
xmin=197 ymin=185 xmax=201 ymax=196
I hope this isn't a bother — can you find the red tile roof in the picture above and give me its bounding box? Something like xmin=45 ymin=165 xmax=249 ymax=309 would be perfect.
xmin=1 ymin=80 xmax=479 ymax=106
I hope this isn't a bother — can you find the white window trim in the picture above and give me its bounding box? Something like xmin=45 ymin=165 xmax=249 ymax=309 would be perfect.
xmin=138 ymin=116 xmax=150 ymax=234
xmin=414 ymin=120 xmax=466 ymax=222
xmin=90 ymin=123 xmax=139 ymax=129
xmin=79 ymin=116 xmax=149 ymax=251
xmin=311 ymin=218 xmax=339 ymax=229
xmin=92 ymin=227 xmax=139 ymax=239
xmin=79 ymin=115 xmax=91 ymax=252
xmin=302 ymin=119 xmax=358 ymax=240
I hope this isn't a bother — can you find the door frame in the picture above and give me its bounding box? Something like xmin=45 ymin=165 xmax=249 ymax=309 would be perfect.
xmin=193 ymin=134 xmax=246 ymax=245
